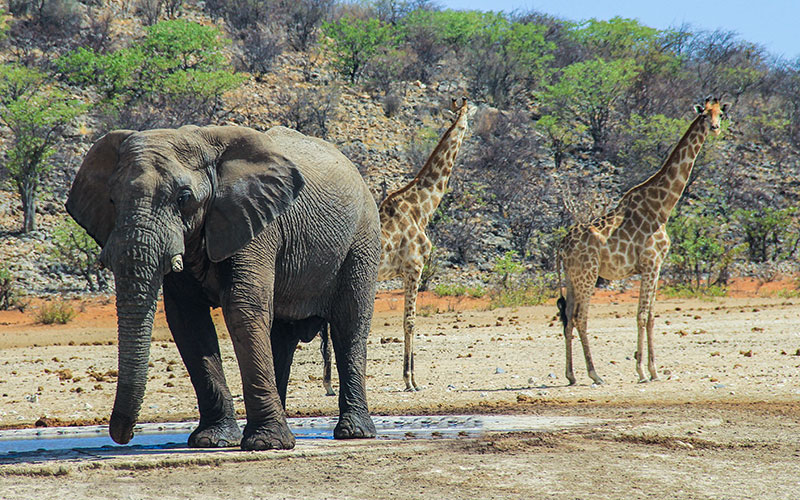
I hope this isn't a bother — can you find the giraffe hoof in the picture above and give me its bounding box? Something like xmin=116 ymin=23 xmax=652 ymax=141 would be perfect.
xmin=637 ymin=377 xmax=649 ymax=384
xmin=650 ymin=375 xmax=660 ymax=382
xmin=404 ymin=386 xmax=416 ymax=392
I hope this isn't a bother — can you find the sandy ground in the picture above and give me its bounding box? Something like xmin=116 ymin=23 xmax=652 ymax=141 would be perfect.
xmin=0 ymin=283 xmax=799 ymax=499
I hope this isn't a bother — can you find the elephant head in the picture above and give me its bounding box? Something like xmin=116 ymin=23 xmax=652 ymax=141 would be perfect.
xmin=66 ymin=125 xmax=305 ymax=444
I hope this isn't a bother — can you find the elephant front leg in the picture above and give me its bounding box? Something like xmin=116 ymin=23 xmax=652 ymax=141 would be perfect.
xmin=163 ymin=275 xmax=241 ymax=448
xmin=223 ymin=277 xmax=295 ymax=451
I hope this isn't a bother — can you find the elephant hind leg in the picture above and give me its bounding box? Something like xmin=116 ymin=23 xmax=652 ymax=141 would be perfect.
xmin=329 ymin=248 xmax=377 ymax=440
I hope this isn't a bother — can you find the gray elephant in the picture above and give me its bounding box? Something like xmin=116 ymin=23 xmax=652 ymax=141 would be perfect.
xmin=66 ymin=125 xmax=380 ymax=450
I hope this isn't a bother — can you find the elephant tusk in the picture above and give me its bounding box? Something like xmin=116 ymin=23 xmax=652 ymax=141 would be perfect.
xmin=170 ymin=254 xmax=184 ymax=273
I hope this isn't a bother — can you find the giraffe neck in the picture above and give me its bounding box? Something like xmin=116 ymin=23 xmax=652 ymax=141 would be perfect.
xmin=383 ymin=108 xmax=469 ymax=226
xmin=629 ymin=113 xmax=710 ymax=224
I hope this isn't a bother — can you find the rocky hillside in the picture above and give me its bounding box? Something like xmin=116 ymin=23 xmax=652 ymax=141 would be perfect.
xmin=0 ymin=0 xmax=798 ymax=299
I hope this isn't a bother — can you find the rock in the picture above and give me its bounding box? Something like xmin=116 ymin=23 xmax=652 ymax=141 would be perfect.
xmin=495 ymin=367 xmax=505 ymax=374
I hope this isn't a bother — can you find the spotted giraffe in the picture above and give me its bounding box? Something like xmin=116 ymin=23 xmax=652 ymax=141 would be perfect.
xmin=322 ymin=97 xmax=473 ymax=393
xmin=556 ymin=96 xmax=728 ymax=385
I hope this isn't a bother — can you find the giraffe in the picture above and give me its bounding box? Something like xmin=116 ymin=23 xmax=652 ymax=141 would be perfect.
xmin=322 ymin=97 xmax=473 ymax=393
xmin=555 ymin=96 xmax=728 ymax=385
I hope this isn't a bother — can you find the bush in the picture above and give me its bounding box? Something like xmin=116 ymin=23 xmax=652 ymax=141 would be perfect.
xmin=36 ymin=301 xmax=76 ymax=325
xmin=433 ymin=283 xmax=486 ymax=298
xmin=0 ymin=266 xmax=22 ymax=311
xmin=236 ymin=24 xmax=284 ymax=81
xmin=57 ymin=19 xmax=245 ymax=129
xmin=488 ymin=273 xmax=554 ymax=309
xmin=382 ymin=92 xmax=403 ymax=117
xmin=285 ymin=0 xmax=333 ymax=51
xmin=52 ymin=218 xmax=110 ymax=292
xmin=492 ymin=251 xmax=524 ymax=289
xmin=273 ymin=85 xmax=339 ymax=138
xmin=666 ymin=199 xmax=744 ymax=292
xmin=136 ymin=0 xmax=163 ymax=25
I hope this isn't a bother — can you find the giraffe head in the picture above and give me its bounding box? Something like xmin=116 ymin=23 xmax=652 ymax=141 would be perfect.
xmin=693 ymin=96 xmax=728 ymax=136
xmin=450 ymin=96 xmax=477 ymax=121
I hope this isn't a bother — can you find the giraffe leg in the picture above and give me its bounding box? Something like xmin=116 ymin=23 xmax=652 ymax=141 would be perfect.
xmin=635 ymin=270 xmax=659 ymax=383
xmin=402 ymin=272 xmax=421 ymax=392
xmin=647 ymin=266 xmax=663 ymax=382
xmin=560 ymin=287 xmax=577 ymax=386
xmin=571 ymin=266 xmax=603 ymax=385
xmin=575 ymin=292 xmax=604 ymax=385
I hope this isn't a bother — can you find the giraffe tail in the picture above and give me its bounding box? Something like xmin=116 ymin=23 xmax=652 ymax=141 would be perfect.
xmin=555 ymin=249 xmax=568 ymax=328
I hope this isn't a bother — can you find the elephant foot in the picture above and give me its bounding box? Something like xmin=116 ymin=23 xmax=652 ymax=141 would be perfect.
xmin=334 ymin=411 xmax=376 ymax=439
xmin=242 ymin=420 xmax=296 ymax=451
xmin=189 ymin=418 xmax=242 ymax=448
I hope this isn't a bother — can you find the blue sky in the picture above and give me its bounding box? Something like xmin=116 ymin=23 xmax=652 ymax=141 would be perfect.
xmin=438 ymin=0 xmax=800 ymax=60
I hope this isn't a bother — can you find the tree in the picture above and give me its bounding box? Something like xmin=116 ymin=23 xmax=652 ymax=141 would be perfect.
xmin=285 ymin=0 xmax=334 ymax=51
xmin=616 ymin=113 xmax=685 ymax=187
xmin=734 ymin=206 xmax=799 ymax=263
xmin=321 ymin=16 xmax=397 ymax=83
xmin=541 ymin=57 xmax=640 ymax=152
xmin=464 ymin=14 xmax=554 ymax=107
xmin=535 ymin=114 xmax=585 ymax=169
xmin=0 ymin=64 xmax=86 ymax=233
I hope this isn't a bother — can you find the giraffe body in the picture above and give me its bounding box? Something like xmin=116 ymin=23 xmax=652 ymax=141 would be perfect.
xmin=323 ymin=98 xmax=472 ymax=393
xmin=557 ymin=97 xmax=727 ymax=385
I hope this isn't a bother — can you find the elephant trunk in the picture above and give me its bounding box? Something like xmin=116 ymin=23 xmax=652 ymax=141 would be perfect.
xmin=104 ymin=228 xmax=169 ymax=444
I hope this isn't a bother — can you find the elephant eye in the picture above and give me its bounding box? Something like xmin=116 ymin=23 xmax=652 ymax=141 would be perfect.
xmin=176 ymin=189 xmax=192 ymax=207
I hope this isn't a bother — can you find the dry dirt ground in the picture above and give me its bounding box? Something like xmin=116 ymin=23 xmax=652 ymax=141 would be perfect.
xmin=0 ymin=281 xmax=799 ymax=499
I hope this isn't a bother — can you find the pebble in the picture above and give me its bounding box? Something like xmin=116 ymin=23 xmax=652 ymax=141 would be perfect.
xmin=548 ymin=373 xmax=557 ymax=379
xmin=495 ymin=367 xmax=505 ymax=374
xmin=713 ymin=383 xmax=726 ymax=389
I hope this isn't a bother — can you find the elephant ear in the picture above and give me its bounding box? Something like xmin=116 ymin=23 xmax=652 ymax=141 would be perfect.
xmin=66 ymin=130 xmax=135 ymax=247
xmin=204 ymin=128 xmax=305 ymax=263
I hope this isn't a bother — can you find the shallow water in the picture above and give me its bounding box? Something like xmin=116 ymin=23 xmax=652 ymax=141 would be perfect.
xmin=0 ymin=415 xmax=594 ymax=459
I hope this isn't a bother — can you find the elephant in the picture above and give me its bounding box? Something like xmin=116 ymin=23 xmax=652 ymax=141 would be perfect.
xmin=66 ymin=124 xmax=380 ymax=451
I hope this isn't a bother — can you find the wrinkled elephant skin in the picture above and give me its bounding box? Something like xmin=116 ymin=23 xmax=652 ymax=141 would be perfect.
xmin=66 ymin=125 xmax=380 ymax=450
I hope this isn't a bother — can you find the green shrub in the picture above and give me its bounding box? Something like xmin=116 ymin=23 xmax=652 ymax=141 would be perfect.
xmin=52 ymin=217 xmax=109 ymax=291
xmin=666 ymin=198 xmax=744 ymax=292
xmin=488 ymin=275 xmax=555 ymax=309
xmin=36 ymin=301 xmax=76 ymax=325
xmin=56 ymin=19 xmax=244 ymax=128
xmin=492 ymin=251 xmax=524 ymax=290
xmin=660 ymin=284 xmax=727 ymax=299
xmin=432 ymin=283 xmax=486 ymax=298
